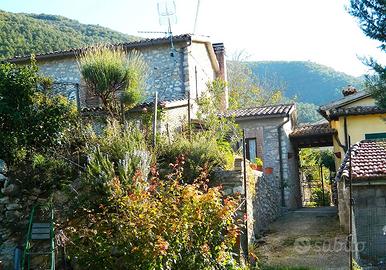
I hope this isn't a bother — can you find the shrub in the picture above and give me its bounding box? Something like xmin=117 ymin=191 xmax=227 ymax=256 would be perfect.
xmin=255 ymin=158 xmax=263 ymax=166
xmin=76 ymin=120 xmax=151 ymax=208
xmin=0 ymin=61 xmax=78 ymax=166
xmin=157 ymin=132 xmax=234 ymax=182
xmin=65 ymin=156 xmax=241 ymax=270
xmin=0 ymin=60 xmax=81 ymax=195
xmin=310 ymin=187 xmax=331 ymax=206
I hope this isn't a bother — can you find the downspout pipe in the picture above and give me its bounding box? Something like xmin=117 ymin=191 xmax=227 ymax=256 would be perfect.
xmin=278 ymin=116 xmax=291 ymax=208
xmin=343 ymin=116 xmax=348 ymax=149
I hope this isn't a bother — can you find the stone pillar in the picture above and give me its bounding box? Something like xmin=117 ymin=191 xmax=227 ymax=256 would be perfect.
xmin=212 ymin=43 xmax=228 ymax=111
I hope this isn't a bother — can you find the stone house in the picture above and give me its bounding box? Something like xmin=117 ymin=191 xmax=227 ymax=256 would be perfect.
xmin=9 ymin=34 xmax=228 ymax=132
xmin=221 ymin=103 xmax=302 ymax=212
xmin=336 ymin=139 xmax=386 ymax=267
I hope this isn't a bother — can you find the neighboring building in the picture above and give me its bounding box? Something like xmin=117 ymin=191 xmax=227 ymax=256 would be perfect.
xmin=319 ymin=86 xmax=386 ymax=171
xmin=316 ymin=87 xmax=386 ymax=266
xmin=8 ymin=34 xmax=228 ymax=133
xmin=221 ymin=103 xmax=301 ymax=210
xmin=336 ymin=139 xmax=386 ymax=267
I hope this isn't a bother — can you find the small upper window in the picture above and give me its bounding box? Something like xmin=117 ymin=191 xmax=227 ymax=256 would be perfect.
xmin=365 ymin=133 xmax=386 ymax=140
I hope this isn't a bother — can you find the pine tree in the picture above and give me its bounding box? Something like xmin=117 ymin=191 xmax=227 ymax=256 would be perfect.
xmin=349 ymin=0 xmax=386 ymax=108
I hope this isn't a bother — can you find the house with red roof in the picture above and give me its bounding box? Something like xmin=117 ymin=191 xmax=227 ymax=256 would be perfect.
xmin=336 ymin=139 xmax=386 ymax=267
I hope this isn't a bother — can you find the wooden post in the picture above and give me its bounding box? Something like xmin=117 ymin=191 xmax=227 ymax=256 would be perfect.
xmin=242 ymin=129 xmax=248 ymax=261
xmin=187 ymin=90 xmax=191 ymax=141
xmin=320 ymin=165 xmax=325 ymax=206
xmin=152 ymin=92 xmax=158 ymax=149
xmin=75 ymin=83 xmax=81 ymax=113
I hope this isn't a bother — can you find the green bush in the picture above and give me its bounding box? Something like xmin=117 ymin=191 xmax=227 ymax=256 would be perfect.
xmin=65 ymin=139 xmax=241 ymax=269
xmin=0 ymin=60 xmax=81 ymax=195
xmin=310 ymin=187 xmax=331 ymax=206
xmin=77 ymin=120 xmax=151 ymax=208
xmin=157 ymin=132 xmax=234 ymax=182
xmin=0 ymin=61 xmax=78 ymax=165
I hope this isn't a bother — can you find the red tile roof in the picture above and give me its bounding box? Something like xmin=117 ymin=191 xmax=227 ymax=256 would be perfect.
xmin=7 ymin=34 xmax=193 ymax=63
xmin=328 ymin=106 xmax=386 ymax=119
xmin=290 ymin=123 xmax=336 ymax=138
xmin=337 ymin=140 xmax=386 ymax=181
xmin=220 ymin=104 xmax=294 ymax=119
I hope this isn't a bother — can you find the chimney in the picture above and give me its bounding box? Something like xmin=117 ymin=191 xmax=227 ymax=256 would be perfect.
xmin=212 ymin=43 xmax=229 ymax=111
xmin=342 ymin=85 xmax=358 ymax=97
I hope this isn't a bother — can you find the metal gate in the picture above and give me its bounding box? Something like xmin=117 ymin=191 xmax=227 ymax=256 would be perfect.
xmin=300 ymin=165 xmax=332 ymax=207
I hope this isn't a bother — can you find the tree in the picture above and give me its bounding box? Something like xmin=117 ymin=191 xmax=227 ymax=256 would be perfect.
xmin=296 ymin=102 xmax=323 ymax=123
xmin=227 ymin=51 xmax=284 ymax=109
xmin=349 ymin=0 xmax=386 ymax=50
xmin=349 ymin=0 xmax=386 ymax=108
xmin=0 ymin=60 xmax=77 ymax=165
xmin=78 ymin=45 xmax=147 ymax=118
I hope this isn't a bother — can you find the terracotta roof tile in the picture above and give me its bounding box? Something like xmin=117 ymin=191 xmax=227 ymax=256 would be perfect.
xmin=290 ymin=123 xmax=336 ymax=138
xmin=329 ymin=106 xmax=386 ymax=119
xmin=319 ymin=91 xmax=370 ymax=111
xmin=7 ymin=34 xmax=193 ymax=63
xmin=336 ymin=139 xmax=386 ymax=181
xmin=220 ymin=104 xmax=294 ymax=119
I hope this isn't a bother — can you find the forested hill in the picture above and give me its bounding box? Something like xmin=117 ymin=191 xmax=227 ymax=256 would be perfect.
xmin=0 ymin=10 xmax=139 ymax=60
xmin=247 ymin=61 xmax=363 ymax=105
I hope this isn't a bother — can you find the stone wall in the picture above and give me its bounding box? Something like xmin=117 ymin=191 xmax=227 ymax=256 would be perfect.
xmin=237 ymin=115 xmax=301 ymax=211
xmin=35 ymin=41 xmax=217 ymax=119
xmin=160 ymin=104 xmax=189 ymax=135
xmin=0 ymin=160 xmax=53 ymax=269
xmin=187 ymin=42 xmax=216 ymax=117
xmin=213 ymin=156 xmax=287 ymax=247
xmin=352 ymin=184 xmax=386 ymax=266
xmin=282 ymin=118 xmax=302 ymax=209
xmin=212 ymin=160 xmax=256 ymax=246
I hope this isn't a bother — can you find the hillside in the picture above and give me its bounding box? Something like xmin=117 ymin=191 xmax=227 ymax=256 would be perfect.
xmin=0 ymin=10 xmax=139 ymax=59
xmin=247 ymin=61 xmax=363 ymax=105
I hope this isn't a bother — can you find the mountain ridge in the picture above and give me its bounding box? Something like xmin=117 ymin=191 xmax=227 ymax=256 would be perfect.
xmin=0 ymin=10 xmax=139 ymax=60
xmin=246 ymin=60 xmax=363 ymax=105
xmin=0 ymin=10 xmax=363 ymax=116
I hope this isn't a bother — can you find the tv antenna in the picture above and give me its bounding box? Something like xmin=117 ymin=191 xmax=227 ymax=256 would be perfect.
xmin=193 ymin=0 xmax=201 ymax=34
xmin=157 ymin=0 xmax=177 ymax=51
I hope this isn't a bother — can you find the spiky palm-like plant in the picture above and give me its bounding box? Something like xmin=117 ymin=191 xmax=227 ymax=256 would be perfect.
xmin=78 ymin=45 xmax=147 ymax=118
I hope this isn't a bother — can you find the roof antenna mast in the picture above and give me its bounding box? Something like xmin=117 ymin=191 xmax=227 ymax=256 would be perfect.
xmin=193 ymin=0 xmax=201 ymax=34
xmin=157 ymin=0 xmax=177 ymax=54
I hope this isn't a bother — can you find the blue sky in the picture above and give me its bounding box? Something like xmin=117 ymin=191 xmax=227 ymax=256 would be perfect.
xmin=1 ymin=0 xmax=385 ymax=76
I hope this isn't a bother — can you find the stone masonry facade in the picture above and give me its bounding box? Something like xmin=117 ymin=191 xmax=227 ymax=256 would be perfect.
xmin=38 ymin=43 xmax=190 ymax=106
xmin=36 ymin=40 xmax=218 ymax=133
xmin=238 ymin=116 xmax=301 ymax=213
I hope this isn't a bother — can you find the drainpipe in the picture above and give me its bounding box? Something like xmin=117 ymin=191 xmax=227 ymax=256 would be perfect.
xmin=180 ymin=39 xmax=192 ymax=138
xmin=278 ymin=116 xmax=291 ymax=208
xmin=343 ymin=117 xmax=348 ymax=149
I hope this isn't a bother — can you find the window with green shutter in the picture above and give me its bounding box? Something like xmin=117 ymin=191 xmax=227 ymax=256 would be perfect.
xmin=365 ymin=133 xmax=386 ymax=139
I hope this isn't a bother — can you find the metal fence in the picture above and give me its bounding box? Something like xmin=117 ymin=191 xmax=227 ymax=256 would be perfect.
xmin=299 ymin=165 xmax=331 ymax=206
xmin=352 ymin=185 xmax=386 ymax=268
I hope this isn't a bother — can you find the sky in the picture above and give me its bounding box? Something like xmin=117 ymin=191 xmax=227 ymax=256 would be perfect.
xmin=1 ymin=0 xmax=385 ymax=77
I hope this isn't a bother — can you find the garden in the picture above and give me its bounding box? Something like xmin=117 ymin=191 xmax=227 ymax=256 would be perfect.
xmin=0 ymin=47 xmax=253 ymax=269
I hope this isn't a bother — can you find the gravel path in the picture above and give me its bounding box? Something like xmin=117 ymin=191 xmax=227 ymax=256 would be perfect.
xmin=255 ymin=207 xmax=349 ymax=270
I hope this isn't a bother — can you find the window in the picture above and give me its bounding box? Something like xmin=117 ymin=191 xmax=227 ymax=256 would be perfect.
xmin=246 ymin=138 xmax=257 ymax=162
xmin=365 ymin=133 xmax=386 ymax=140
